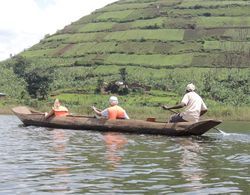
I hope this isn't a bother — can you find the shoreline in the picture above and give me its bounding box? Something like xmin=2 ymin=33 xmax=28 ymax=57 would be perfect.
xmin=0 ymin=108 xmax=13 ymax=115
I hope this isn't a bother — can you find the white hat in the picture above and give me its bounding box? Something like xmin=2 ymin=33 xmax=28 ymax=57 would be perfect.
xmin=186 ymin=83 xmax=196 ymax=91
xmin=109 ymin=96 xmax=118 ymax=105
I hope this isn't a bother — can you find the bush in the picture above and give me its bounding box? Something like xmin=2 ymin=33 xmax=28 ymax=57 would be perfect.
xmin=203 ymin=12 xmax=211 ymax=17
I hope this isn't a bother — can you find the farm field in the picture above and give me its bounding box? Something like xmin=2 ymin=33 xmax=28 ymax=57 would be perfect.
xmin=0 ymin=0 xmax=249 ymax=120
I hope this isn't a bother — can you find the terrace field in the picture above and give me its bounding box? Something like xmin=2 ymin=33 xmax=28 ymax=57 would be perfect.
xmin=0 ymin=0 xmax=249 ymax=120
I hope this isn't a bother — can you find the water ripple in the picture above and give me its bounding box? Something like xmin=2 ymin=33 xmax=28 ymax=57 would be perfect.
xmin=0 ymin=115 xmax=249 ymax=194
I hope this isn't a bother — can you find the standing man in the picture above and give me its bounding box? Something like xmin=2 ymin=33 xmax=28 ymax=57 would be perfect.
xmin=162 ymin=83 xmax=207 ymax=123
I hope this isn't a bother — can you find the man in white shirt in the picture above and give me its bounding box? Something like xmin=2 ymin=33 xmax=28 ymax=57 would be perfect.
xmin=162 ymin=83 xmax=207 ymax=123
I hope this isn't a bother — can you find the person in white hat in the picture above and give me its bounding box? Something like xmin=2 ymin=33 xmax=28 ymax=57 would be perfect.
xmin=162 ymin=83 xmax=207 ymax=123
xmin=92 ymin=96 xmax=129 ymax=120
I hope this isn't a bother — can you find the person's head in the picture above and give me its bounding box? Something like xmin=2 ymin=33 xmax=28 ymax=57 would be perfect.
xmin=186 ymin=83 xmax=196 ymax=92
xmin=53 ymin=99 xmax=61 ymax=109
xmin=109 ymin=96 xmax=118 ymax=106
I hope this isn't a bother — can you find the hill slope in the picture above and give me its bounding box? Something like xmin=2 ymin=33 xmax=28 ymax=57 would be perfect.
xmin=1 ymin=0 xmax=249 ymax=107
xmin=22 ymin=0 xmax=250 ymax=68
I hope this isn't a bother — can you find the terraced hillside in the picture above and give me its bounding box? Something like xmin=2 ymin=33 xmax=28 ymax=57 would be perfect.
xmin=23 ymin=0 xmax=250 ymax=65
xmin=1 ymin=0 xmax=250 ymax=109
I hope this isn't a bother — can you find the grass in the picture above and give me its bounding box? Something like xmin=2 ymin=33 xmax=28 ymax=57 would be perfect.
xmin=77 ymin=22 xmax=115 ymax=32
xmin=204 ymin=41 xmax=250 ymax=52
xmin=223 ymin=29 xmax=250 ymax=41
xmin=62 ymin=42 xmax=115 ymax=57
xmin=197 ymin=16 xmax=250 ymax=28
xmin=130 ymin=17 xmax=165 ymax=28
xmin=45 ymin=29 xmax=184 ymax=44
xmin=100 ymin=2 xmax=151 ymax=12
xmin=96 ymin=10 xmax=134 ymax=21
xmin=177 ymin=1 xmax=250 ymax=9
xmin=27 ymin=57 xmax=76 ymax=68
xmin=21 ymin=49 xmax=56 ymax=58
xmin=103 ymin=29 xmax=184 ymax=41
xmin=31 ymin=41 xmax=202 ymax=58
xmin=170 ymin=7 xmax=250 ymax=17
xmin=105 ymin=53 xmax=193 ymax=67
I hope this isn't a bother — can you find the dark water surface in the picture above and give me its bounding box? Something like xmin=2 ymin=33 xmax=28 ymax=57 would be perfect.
xmin=0 ymin=115 xmax=249 ymax=194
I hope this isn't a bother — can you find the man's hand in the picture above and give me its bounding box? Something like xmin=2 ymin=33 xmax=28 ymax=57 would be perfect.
xmin=92 ymin=106 xmax=102 ymax=112
xmin=162 ymin=105 xmax=169 ymax=110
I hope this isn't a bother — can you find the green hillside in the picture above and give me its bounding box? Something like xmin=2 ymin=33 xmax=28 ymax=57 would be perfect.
xmin=0 ymin=0 xmax=249 ymax=119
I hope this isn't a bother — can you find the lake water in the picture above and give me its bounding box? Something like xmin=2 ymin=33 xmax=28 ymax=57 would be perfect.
xmin=0 ymin=115 xmax=249 ymax=194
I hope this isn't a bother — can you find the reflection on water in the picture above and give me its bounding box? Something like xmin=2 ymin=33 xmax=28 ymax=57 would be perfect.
xmin=103 ymin=132 xmax=127 ymax=170
xmin=49 ymin=129 xmax=70 ymax=193
xmin=0 ymin=115 xmax=249 ymax=194
xmin=177 ymin=139 xmax=207 ymax=192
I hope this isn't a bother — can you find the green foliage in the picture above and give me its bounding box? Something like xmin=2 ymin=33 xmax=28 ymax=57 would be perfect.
xmin=99 ymin=2 xmax=150 ymax=12
xmin=197 ymin=17 xmax=250 ymax=28
xmin=105 ymin=53 xmax=193 ymax=67
xmin=202 ymin=69 xmax=250 ymax=105
xmin=177 ymin=1 xmax=249 ymax=9
xmin=77 ymin=22 xmax=115 ymax=32
xmin=130 ymin=17 xmax=165 ymax=29
xmin=25 ymin=68 xmax=54 ymax=99
xmin=171 ymin=7 xmax=250 ymax=17
xmin=103 ymin=29 xmax=184 ymax=41
xmin=0 ymin=65 xmax=28 ymax=100
xmin=95 ymin=77 xmax=104 ymax=94
xmin=97 ymin=10 xmax=134 ymax=21
xmin=119 ymin=67 xmax=127 ymax=83
xmin=204 ymin=41 xmax=250 ymax=52
xmin=1 ymin=0 xmax=250 ymax=115
xmin=7 ymin=56 xmax=31 ymax=78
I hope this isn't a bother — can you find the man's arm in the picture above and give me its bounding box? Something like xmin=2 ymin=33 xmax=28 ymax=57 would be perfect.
xmin=200 ymin=109 xmax=207 ymax=116
xmin=162 ymin=102 xmax=186 ymax=110
xmin=44 ymin=109 xmax=55 ymax=119
xmin=92 ymin=106 xmax=102 ymax=116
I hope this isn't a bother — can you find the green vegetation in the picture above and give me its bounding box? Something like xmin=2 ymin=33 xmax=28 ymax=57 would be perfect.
xmin=0 ymin=65 xmax=27 ymax=100
xmin=197 ymin=17 xmax=250 ymax=28
xmin=204 ymin=41 xmax=250 ymax=52
xmin=77 ymin=22 xmax=115 ymax=32
xmin=96 ymin=10 xmax=134 ymax=21
xmin=177 ymin=1 xmax=250 ymax=9
xmin=105 ymin=53 xmax=193 ymax=67
xmin=103 ymin=29 xmax=184 ymax=41
xmin=0 ymin=0 xmax=249 ymax=120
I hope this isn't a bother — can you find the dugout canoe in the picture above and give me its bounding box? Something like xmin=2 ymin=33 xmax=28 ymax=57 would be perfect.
xmin=12 ymin=106 xmax=221 ymax=136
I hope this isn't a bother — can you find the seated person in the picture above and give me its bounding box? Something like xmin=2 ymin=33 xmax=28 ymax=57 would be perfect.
xmin=45 ymin=99 xmax=69 ymax=119
xmin=92 ymin=96 xmax=129 ymax=120
xmin=162 ymin=83 xmax=207 ymax=123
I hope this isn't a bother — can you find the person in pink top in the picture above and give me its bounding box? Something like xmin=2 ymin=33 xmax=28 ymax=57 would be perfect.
xmin=162 ymin=83 xmax=207 ymax=123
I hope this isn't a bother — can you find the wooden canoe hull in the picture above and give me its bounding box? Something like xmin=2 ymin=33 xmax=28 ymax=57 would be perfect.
xmin=12 ymin=106 xmax=222 ymax=136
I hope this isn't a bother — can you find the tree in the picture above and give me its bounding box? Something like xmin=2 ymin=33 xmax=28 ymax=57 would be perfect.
xmin=119 ymin=68 xmax=129 ymax=95
xmin=119 ymin=68 xmax=127 ymax=83
xmin=25 ymin=68 xmax=54 ymax=99
xmin=8 ymin=56 xmax=31 ymax=78
xmin=95 ymin=77 xmax=104 ymax=94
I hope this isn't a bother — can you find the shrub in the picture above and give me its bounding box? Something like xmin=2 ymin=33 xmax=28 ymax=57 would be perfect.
xmin=203 ymin=12 xmax=211 ymax=17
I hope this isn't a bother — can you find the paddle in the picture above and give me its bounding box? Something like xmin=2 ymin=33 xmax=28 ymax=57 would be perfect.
xmin=162 ymin=106 xmax=229 ymax=135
